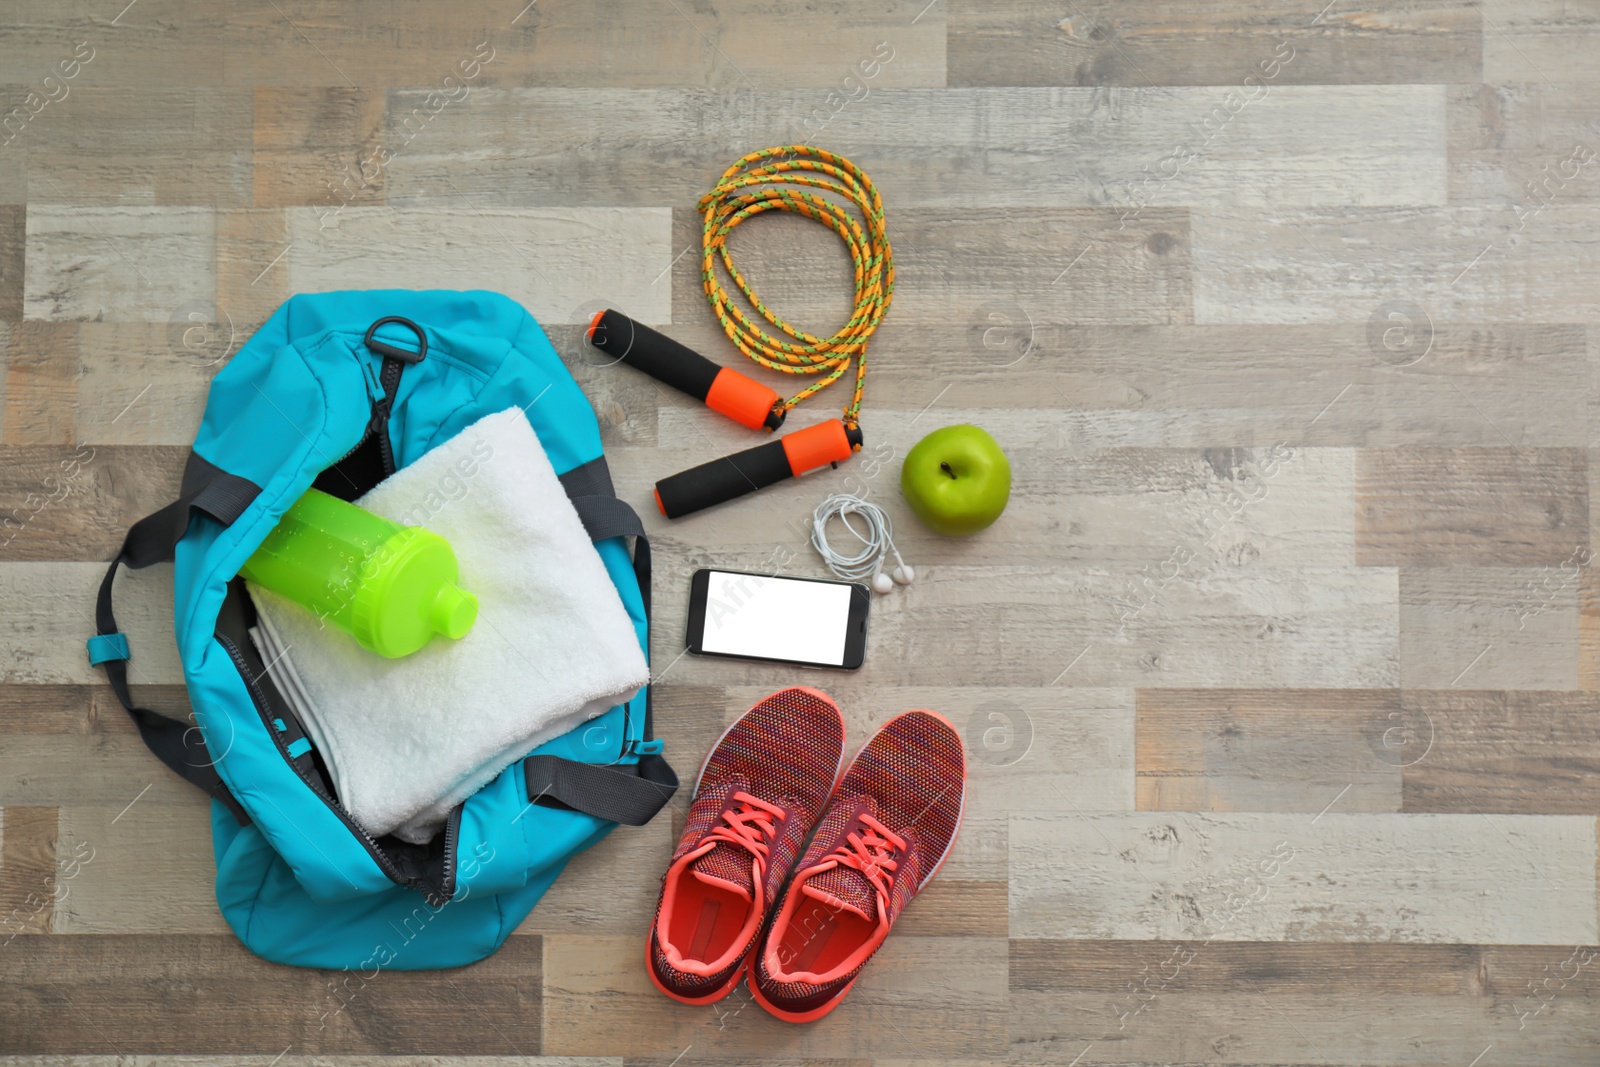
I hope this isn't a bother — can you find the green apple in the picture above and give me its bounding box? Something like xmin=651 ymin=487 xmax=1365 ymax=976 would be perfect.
xmin=901 ymin=425 xmax=1011 ymax=536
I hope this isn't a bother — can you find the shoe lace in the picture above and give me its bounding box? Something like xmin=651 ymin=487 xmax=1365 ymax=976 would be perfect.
xmin=825 ymin=812 xmax=908 ymax=901
xmin=704 ymin=791 xmax=787 ymax=871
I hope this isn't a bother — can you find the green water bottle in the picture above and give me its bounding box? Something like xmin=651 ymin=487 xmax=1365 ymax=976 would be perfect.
xmin=240 ymin=487 xmax=478 ymax=658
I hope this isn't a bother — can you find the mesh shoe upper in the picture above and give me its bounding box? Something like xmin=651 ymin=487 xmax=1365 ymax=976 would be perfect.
xmin=647 ymin=687 xmax=845 ymax=1002
xmin=751 ymin=709 xmax=966 ymax=1018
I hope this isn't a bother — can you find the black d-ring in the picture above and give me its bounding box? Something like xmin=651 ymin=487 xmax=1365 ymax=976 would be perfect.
xmin=363 ymin=316 xmax=428 ymax=363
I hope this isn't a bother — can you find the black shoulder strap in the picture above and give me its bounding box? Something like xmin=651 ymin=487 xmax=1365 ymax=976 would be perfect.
xmin=95 ymin=451 xmax=679 ymax=832
xmin=543 ymin=457 xmax=679 ymax=826
xmin=92 ymin=452 xmax=261 ymax=824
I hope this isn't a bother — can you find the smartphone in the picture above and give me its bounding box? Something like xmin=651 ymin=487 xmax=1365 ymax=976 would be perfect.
xmin=686 ymin=568 xmax=870 ymax=670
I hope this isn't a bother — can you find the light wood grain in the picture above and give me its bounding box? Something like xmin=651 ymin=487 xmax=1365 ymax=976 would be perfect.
xmin=1449 ymin=82 xmax=1600 ymax=207
xmin=283 ymin=207 xmax=673 ymax=326
xmin=1012 ymin=940 xmax=1600 ymax=1064
xmin=252 ymin=88 xmax=386 ymax=208
xmin=1357 ymin=447 xmax=1588 ymax=567
xmin=948 ymin=0 xmax=1482 ymax=88
xmin=24 ymin=207 xmax=216 ymax=323
xmin=219 ymin=0 xmax=945 ymax=90
xmin=74 ymin=324 xmax=219 ymax=446
xmin=1481 ymin=0 xmax=1600 ymax=85
xmin=385 ymin=85 xmax=1448 ymax=210
xmin=1010 ymin=812 xmax=1598 ymax=944
xmin=1191 ymin=204 xmax=1600 ymax=324
xmin=0 ymin=563 xmax=180 ymax=685
xmin=0 ymin=3 xmax=226 ymax=90
xmin=25 ymin=88 xmax=252 ymax=207
xmin=1399 ymin=566 xmax=1579 ymax=691
xmin=1136 ymin=689 xmax=1402 ymax=813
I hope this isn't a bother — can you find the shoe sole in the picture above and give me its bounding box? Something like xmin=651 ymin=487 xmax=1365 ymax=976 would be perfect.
xmin=748 ymin=707 xmax=969 ymax=1024
xmin=647 ymin=685 xmax=849 ymax=1007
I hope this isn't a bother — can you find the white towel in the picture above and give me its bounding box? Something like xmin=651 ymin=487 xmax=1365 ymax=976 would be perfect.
xmin=246 ymin=407 xmax=649 ymax=844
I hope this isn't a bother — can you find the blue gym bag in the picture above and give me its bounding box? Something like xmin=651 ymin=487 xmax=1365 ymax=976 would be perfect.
xmin=87 ymin=290 xmax=678 ymax=969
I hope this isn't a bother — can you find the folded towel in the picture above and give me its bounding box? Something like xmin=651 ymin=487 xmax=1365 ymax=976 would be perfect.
xmin=246 ymin=407 xmax=649 ymax=844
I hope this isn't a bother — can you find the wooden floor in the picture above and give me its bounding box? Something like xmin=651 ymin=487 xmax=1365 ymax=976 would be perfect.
xmin=3 ymin=1 xmax=1600 ymax=1064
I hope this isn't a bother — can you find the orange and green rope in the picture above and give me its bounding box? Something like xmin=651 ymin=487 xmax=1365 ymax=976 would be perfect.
xmin=696 ymin=145 xmax=893 ymax=432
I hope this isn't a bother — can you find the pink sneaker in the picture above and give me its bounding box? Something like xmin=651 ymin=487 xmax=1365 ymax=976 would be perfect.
xmin=748 ymin=710 xmax=967 ymax=1022
xmin=645 ymin=686 xmax=846 ymax=1004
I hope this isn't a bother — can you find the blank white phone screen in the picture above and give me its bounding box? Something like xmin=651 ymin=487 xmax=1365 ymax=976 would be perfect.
xmin=699 ymin=570 xmax=854 ymax=666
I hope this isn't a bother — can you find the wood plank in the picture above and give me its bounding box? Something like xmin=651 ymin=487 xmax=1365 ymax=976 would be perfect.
xmin=949 ymin=0 xmax=1482 ymax=87
xmin=384 ymin=86 xmax=1448 ymax=210
xmin=0 ymin=1060 xmax=614 ymax=1066
xmin=1401 ymin=691 xmax=1600 ymax=815
xmin=0 ymin=3 xmax=225 ymax=90
xmin=1482 ymin=0 xmax=1600 ymax=85
xmin=214 ymin=208 xmax=289 ymax=340
xmin=1 ymin=322 xmax=78 ymax=445
xmin=0 ymin=122 xmax=27 ymax=206
xmin=639 ymin=545 xmax=1399 ymax=690
xmin=0 ymin=562 xmax=180 ymax=685
xmin=0 ymin=203 xmax=22 ymax=323
xmin=668 ymin=203 xmax=1192 ymax=337
xmin=74 ymin=323 xmax=220 ymax=446
xmin=1009 ymin=811 xmax=1598 ymax=944
xmin=221 ymin=1 xmax=944 ymax=89
xmin=1136 ymin=689 xmax=1402 ymax=813
xmin=0 ymin=685 xmax=195 ymax=804
xmin=541 ymin=934 xmax=1007 ymax=1060
xmin=52 ymin=803 xmax=227 ymax=935
xmin=0 ymin=683 xmax=172 ymax=733
xmin=0 ymin=806 xmax=59 ymax=937
xmin=283 ymin=206 xmax=673 ymax=326
xmin=1400 ymin=566 xmax=1579 ymax=691
xmin=252 ymin=88 xmax=386 ymax=208
xmin=24 ymin=207 xmax=216 ymax=323
xmin=626 ymin=440 xmax=1351 ymax=575
xmin=0 ymin=934 xmax=543 ymax=1055
xmin=0 ymin=445 xmax=185 ymax=562
xmin=1191 ymin=205 xmax=1600 ymax=324
xmin=27 ymin=88 xmax=251 ymax=207
xmin=1011 ymin=940 xmax=1600 ymax=1064
xmin=1449 ymin=82 xmax=1600 ymax=207
xmin=579 ymin=318 xmax=1592 ymax=448
xmin=1356 ymin=447 xmax=1588 ymax=567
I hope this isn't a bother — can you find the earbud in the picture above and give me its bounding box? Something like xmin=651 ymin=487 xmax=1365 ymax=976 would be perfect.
xmin=889 ymin=547 xmax=914 ymax=586
xmin=812 ymin=493 xmax=915 ymax=595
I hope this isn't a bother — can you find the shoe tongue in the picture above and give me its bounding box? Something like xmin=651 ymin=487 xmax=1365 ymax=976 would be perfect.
xmin=689 ymin=841 xmax=757 ymax=902
xmin=802 ymin=864 xmax=879 ymax=922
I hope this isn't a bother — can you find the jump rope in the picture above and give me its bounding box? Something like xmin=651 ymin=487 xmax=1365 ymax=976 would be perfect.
xmin=587 ymin=145 xmax=893 ymax=519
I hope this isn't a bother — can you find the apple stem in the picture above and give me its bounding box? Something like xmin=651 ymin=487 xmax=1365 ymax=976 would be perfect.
xmin=940 ymin=461 xmax=956 ymax=479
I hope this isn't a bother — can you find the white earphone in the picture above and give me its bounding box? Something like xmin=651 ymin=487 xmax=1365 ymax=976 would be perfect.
xmin=810 ymin=493 xmax=914 ymax=594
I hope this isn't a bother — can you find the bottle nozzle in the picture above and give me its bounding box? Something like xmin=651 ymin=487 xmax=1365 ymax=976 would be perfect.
xmin=431 ymin=584 xmax=479 ymax=640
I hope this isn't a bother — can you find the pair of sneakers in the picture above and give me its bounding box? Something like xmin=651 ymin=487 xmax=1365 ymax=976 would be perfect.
xmin=646 ymin=686 xmax=967 ymax=1023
